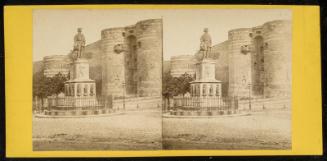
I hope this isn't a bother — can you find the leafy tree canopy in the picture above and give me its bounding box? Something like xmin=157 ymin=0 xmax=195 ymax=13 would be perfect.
xmin=33 ymin=71 xmax=68 ymax=98
xmin=162 ymin=72 xmax=194 ymax=98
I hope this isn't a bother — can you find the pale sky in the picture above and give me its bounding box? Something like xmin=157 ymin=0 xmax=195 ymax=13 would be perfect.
xmin=33 ymin=9 xmax=291 ymax=61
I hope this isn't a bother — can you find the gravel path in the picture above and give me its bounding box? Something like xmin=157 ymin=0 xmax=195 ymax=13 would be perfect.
xmin=33 ymin=110 xmax=162 ymax=151
xmin=33 ymin=109 xmax=291 ymax=150
xmin=162 ymin=110 xmax=291 ymax=150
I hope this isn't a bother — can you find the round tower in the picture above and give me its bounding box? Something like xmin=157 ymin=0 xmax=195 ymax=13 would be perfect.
xmin=100 ymin=27 xmax=126 ymax=97
xmin=43 ymin=55 xmax=71 ymax=77
xmin=135 ymin=19 xmax=163 ymax=97
xmin=262 ymin=20 xmax=291 ymax=98
xmin=170 ymin=55 xmax=196 ymax=77
xmin=228 ymin=28 xmax=253 ymax=98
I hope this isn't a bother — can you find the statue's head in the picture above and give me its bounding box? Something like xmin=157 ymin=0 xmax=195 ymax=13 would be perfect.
xmin=77 ymin=28 xmax=82 ymax=33
xmin=204 ymin=28 xmax=209 ymax=33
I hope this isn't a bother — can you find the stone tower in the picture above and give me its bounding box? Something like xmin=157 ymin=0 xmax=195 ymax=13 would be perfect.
xmin=228 ymin=28 xmax=253 ymax=98
xmin=227 ymin=20 xmax=291 ymax=99
xmin=262 ymin=20 xmax=291 ymax=98
xmin=100 ymin=19 xmax=163 ymax=98
xmin=135 ymin=19 xmax=163 ymax=97
xmin=101 ymin=27 xmax=126 ymax=98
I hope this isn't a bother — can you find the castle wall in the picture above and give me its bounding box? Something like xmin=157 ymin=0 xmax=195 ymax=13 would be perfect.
xmin=39 ymin=18 xmax=291 ymax=101
xmin=83 ymin=40 xmax=102 ymax=81
xmin=250 ymin=26 xmax=265 ymax=97
xmin=170 ymin=55 xmax=196 ymax=77
xmin=211 ymin=40 xmax=229 ymax=96
xmin=99 ymin=19 xmax=162 ymax=98
xmin=123 ymin=32 xmax=138 ymax=96
xmin=135 ymin=19 xmax=163 ymax=97
xmin=43 ymin=55 xmax=72 ymax=77
xmin=228 ymin=28 xmax=253 ymax=98
xmin=262 ymin=20 xmax=291 ymax=98
xmin=100 ymin=27 xmax=126 ymax=97
xmin=184 ymin=20 xmax=291 ymax=98
xmin=83 ymin=40 xmax=102 ymax=95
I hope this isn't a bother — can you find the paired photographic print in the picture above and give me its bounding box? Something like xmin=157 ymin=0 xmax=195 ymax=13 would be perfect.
xmin=32 ymin=9 xmax=292 ymax=150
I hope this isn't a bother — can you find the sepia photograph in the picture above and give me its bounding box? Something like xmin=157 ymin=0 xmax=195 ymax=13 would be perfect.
xmin=161 ymin=9 xmax=292 ymax=150
xmin=32 ymin=9 xmax=292 ymax=151
xmin=32 ymin=9 xmax=163 ymax=150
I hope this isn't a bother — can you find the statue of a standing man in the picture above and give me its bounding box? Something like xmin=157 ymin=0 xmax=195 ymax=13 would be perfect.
xmin=73 ymin=28 xmax=86 ymax=59
xmin=200 ymin=28 xmax=212 ymax=59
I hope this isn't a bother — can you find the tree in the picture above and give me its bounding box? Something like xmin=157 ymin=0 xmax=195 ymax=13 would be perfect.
xmin=162 ymin=72 xmax=195 ymax=110
xmin=175 ymin=73 xmax=194 ymax=96
xmin=162 ymin=72 xmax=195 ymax=98
xmin=33 ymin=71 xmax=68 ymax=99
xmin=162 ymin=72 xmax=176 ymax=110
xmin=33 ymin=71 xmax=68 ymax=111
xmin=33 ymin=70 xmax=51 ymax=99
xmin=33 ymin=70 xmax=51 ymax=111
xmin=162 ymin=72 xmax=177 ymax=99
xmin=50 ymin=72 xmax=68 ymax=95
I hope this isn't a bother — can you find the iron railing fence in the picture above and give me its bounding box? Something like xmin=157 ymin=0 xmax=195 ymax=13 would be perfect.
xmin=172 ymin=96 xmax=238 ymax=111
xmin=34 ymin=96 xmax=109 ymax=111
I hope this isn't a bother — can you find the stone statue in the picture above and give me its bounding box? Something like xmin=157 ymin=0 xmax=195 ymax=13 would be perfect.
xmin=200 ymin=28 xmax=212 ymax=59
xmin=73 ymin=28 xmax=86 ymax=59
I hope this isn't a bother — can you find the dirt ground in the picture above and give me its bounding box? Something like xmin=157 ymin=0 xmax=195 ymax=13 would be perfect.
xmin=33 ymin=109 xmax=291 ymax=151
xmin=162 ymin=109 xmax=291 ymax=150
xmin=33 ymin=109 xmax=162 ymax=151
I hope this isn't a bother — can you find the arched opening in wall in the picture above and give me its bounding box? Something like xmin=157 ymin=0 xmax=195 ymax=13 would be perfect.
xmin=252 ymin=36 xmax=264 ymax=96
xmin=126 ymin=35 xmax=137 ymax=96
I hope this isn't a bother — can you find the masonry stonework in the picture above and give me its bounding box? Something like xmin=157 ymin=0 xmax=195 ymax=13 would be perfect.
xmin=170 ymin=55 xmax=196 ymax=77
xmin=168 ymin=19 xmax=291 ymax=99
xmin=83 ymin=40 xmax=102 ymax=82
xmin=262 ymin=20 xmax=291 ymax=98
xmin=211 ymin=40 xmax=229 ymax=96
xmin=228 ymin=28 xmax=253 ymax=98
xmin=135 ymin=19 xmax=163 ymax=97
xmin=43 ymin=55 xmax=72 ymax=77
xmin=39 ymin=18 xmax=162 ymax=100
xmin=101 ymin=27 xmax=126 ymax=97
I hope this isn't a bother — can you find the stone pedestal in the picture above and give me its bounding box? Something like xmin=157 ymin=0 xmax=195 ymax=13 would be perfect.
xmin=64 ymin=58 xmax=96 ymax=99
xmin=190 ymin=59 xmax=222 ymax=97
